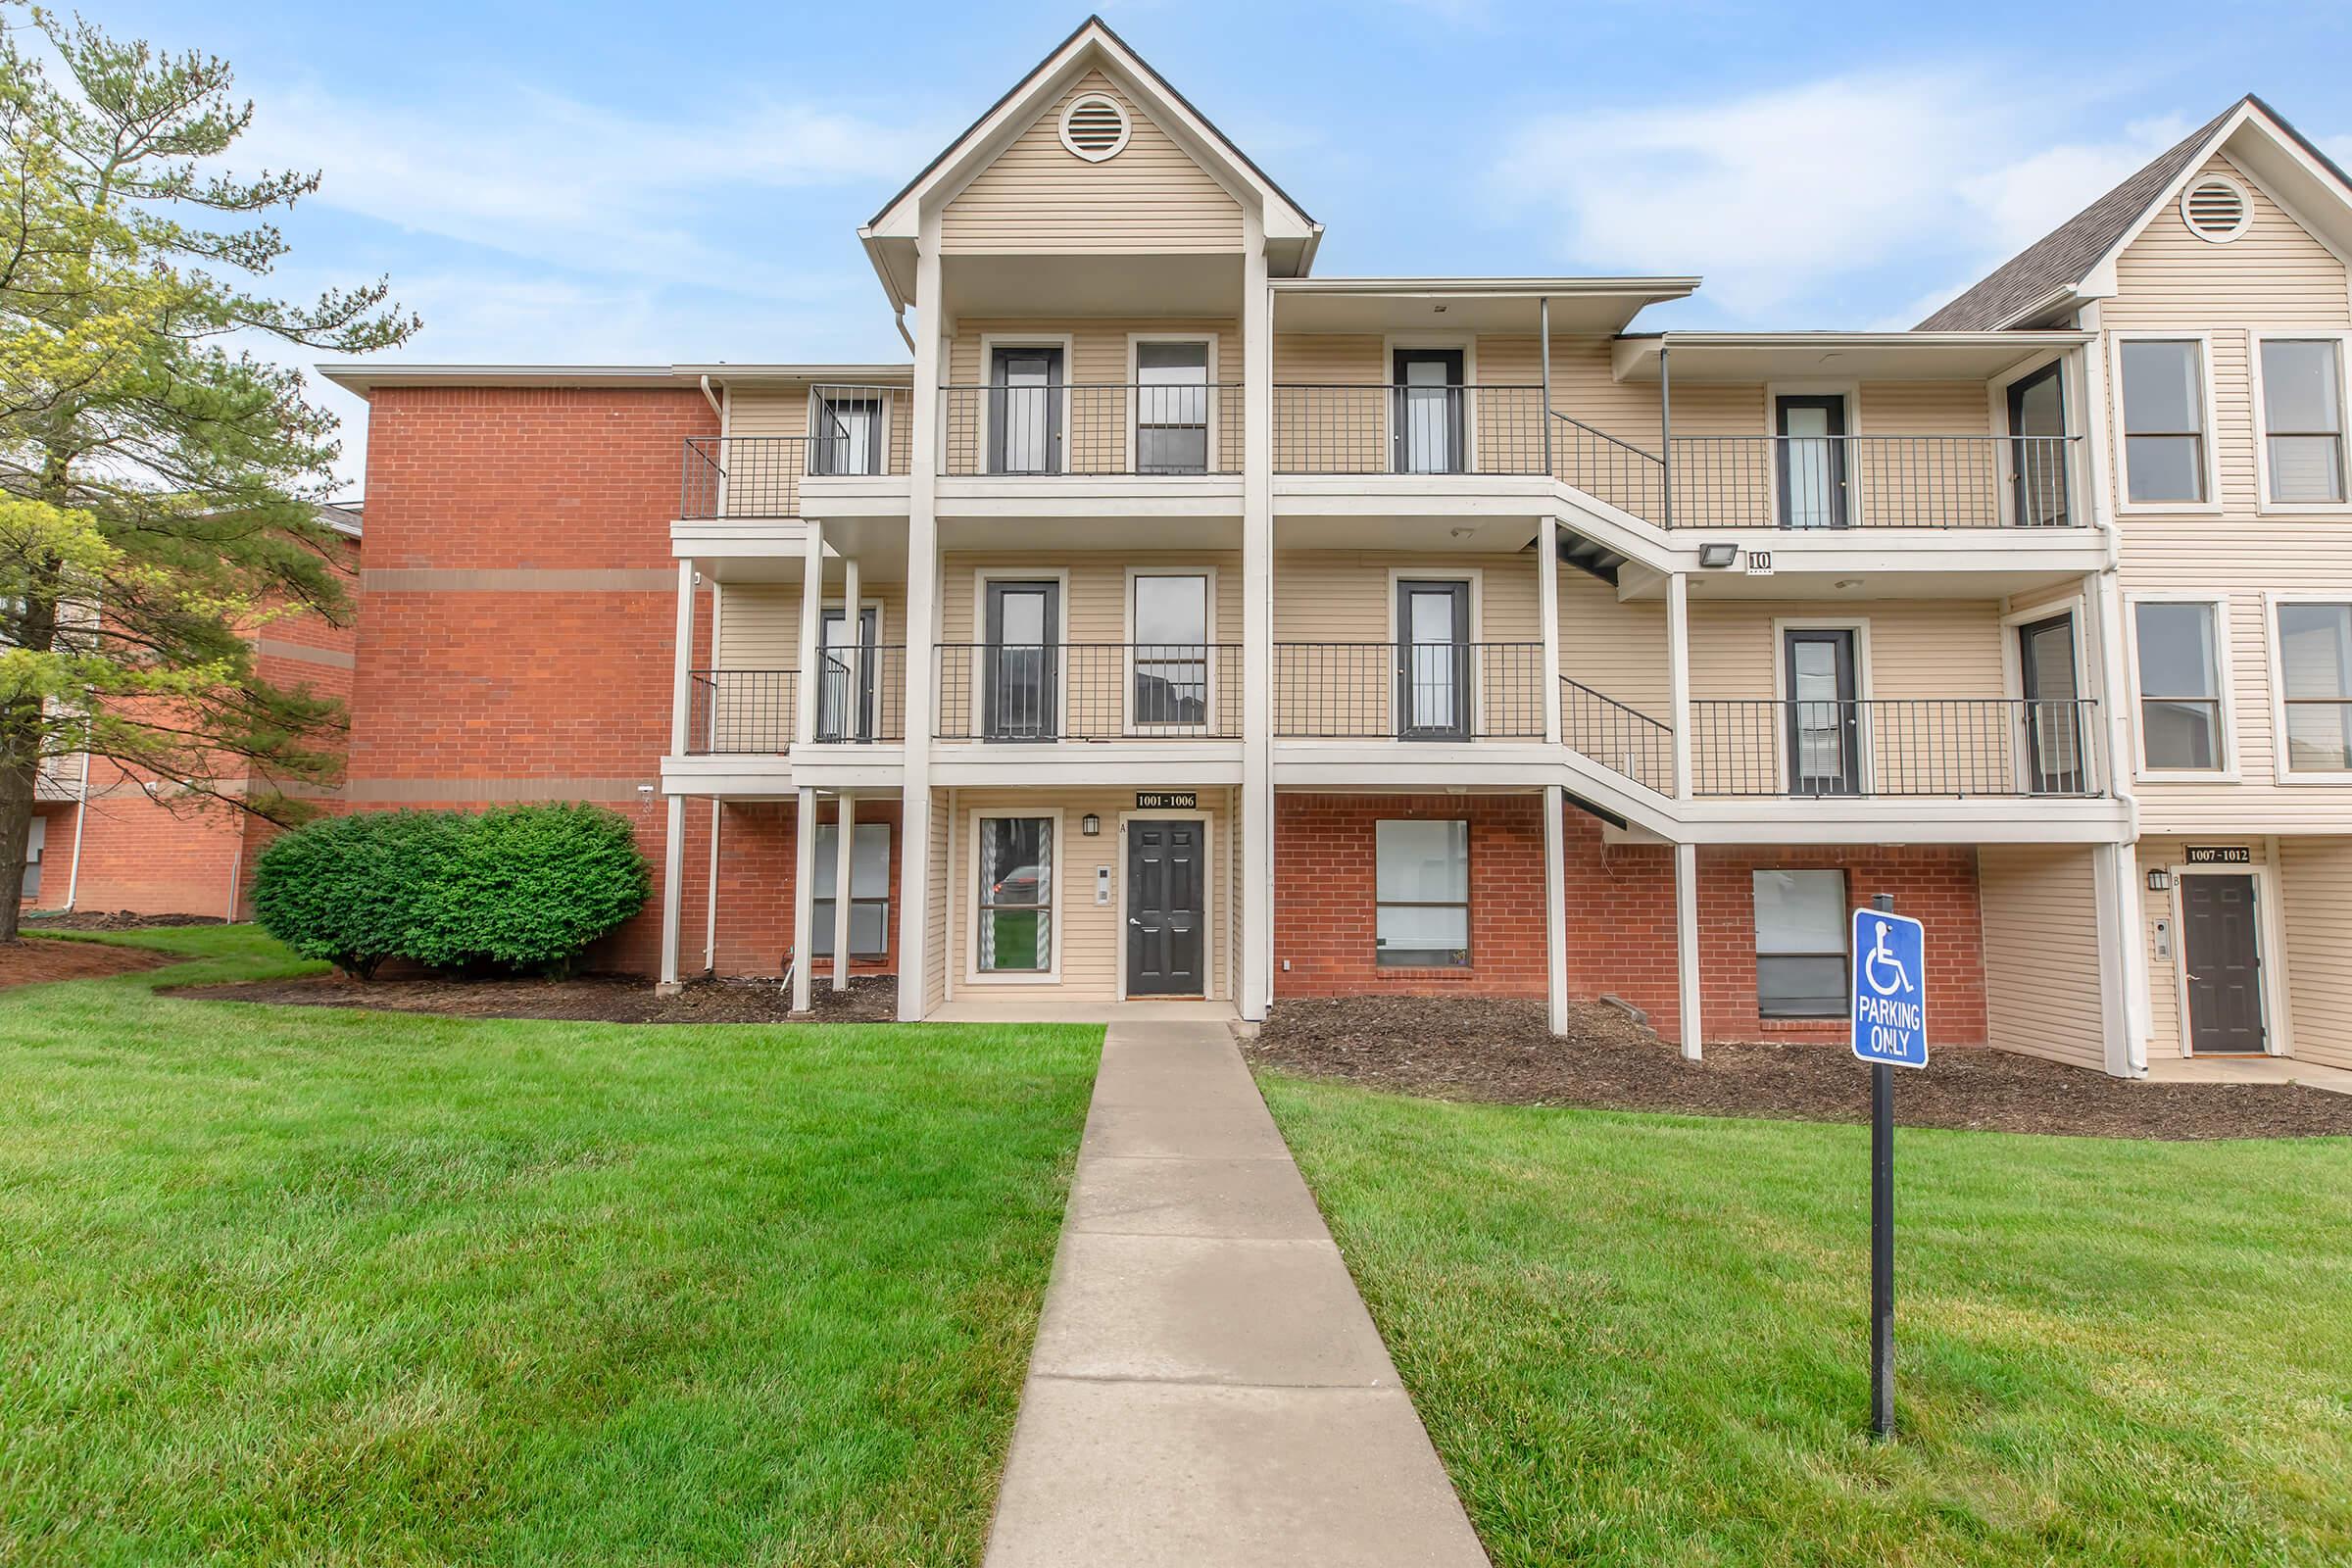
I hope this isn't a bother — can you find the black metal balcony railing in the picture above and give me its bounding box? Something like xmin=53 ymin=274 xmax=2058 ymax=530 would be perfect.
xmin=811 ymin=645 xmax=907 ymax=743
xmin=934 ymin=643 xmax=1243 ymax=741
xmin=806 ymin=384 xmax=913 ymax=480
xmin=687 ymin=669 xmax=795 ymax=755
xmin=680 ymin=436 xmax=816 ymax=520
xmin=937 ymin=384 xmax=1245 ymax=477
xmin=1689 ymin=698 xmax=2100 ymax=798
xmin=1561 ymin=676 xmax=1674 ymax=794
xmin=1667 ymin=434 xmax=2079 ymax=530
xmin=1551 ymin=413 xmax=1669 ymax=522
xmin=1273 ymin=643 xmax=1547 ymax=740
xmin=1271 ymin=385 xmax=1549 ymax=475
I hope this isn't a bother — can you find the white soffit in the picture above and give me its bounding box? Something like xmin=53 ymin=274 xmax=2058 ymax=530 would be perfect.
xmin=1611 ymin=332 xmax=2092 ymax=383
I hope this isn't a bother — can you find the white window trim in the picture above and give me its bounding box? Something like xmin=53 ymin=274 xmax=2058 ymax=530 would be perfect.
xmin=803 ymin=384 xmax=897 ymax=479
xmin=963 ymin=807 xmax=1065 ymax=985
xmin=1987 ymin=350 xmax=2082 ymax=530
xmin=1769 ymin=615 xmax=1875 ymax=796
xmin=1381 ymin=333 xmax=1479 ymax=474
xmin=975 ymin=333 xmax=1076 ymax=476
xmin=2249 ymin=330 xmax=2352 ymax=514
xmin=1113 ymin=806 xmax=1216 ymax=1002
xmin=2110 ymin=330 xmax=2225 ymax=515
xmin=1385 ymin=566 xmax=1486 ymax=736
xmin=1372 ymin=816 xmax=1473 ymax=970
xmin=2165 ymin=858 xmax=2288 ymax=1058
xmin=2124 ymin=591 xmax=2239 ymax=782
xmin=1763 ymin=381 xmax=1862 ymax=531
xmin=2000 ymin=595 xmax=2095 ymax=794
xmin=2262 ymin=589 xmax=2352 ymax=786
xmin=1122 ymin=564 xmax=1220 ymax=737
xmin=966 ymin=566 xmax=1071 ymax=741
xmin=1124 ymin=333 xmax=1221 ymax=476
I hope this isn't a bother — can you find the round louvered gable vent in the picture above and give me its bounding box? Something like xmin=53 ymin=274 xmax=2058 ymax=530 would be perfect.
xmin=2180 ymin=175 xmax=2250 ymax=243
xmin=1059 ymin=94 xmax=1131 ymax=162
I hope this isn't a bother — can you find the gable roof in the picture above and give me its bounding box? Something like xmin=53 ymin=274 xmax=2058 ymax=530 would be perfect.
xmin=858 ymin=16 xmax=1320 ymax=308
xmin=1920 ymin=96 xmax=2352 ymax=331
xmin=1918 ymin=102 xmax=2241 ymax=330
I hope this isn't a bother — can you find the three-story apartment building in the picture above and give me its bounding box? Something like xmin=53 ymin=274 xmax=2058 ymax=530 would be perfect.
xmin=324 ymin=20 xmax=2352 ymax=1079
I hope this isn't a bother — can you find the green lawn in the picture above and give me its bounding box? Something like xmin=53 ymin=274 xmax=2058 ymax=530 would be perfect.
xmin=0 ymin=927 xmax=1100 ymax=1566
xmin=1260 ymin=1073 xmax=2352 ymax=1568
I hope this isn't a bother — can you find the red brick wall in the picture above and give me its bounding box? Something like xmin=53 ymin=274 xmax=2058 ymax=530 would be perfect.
xmin=1557 ymin=808 xmax=1987 ymax=1046
xmin=1275 ymin=792 xmax=1548 ymax=998
xmin=347 ymin=386 xmax=716 ymax=969
xmin=707 ymin=799 xmax=903 ymax=979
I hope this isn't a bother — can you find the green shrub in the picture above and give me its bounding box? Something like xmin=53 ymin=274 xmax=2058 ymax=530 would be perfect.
xmin=250 ymin=804 xmax=649 ymax=979
xmin=410 ymin=803 xmax=652 ymax=976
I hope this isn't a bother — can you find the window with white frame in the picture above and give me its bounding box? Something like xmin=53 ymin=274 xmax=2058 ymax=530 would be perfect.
xmin=1131 ymin=572 xmax=1208 ymax=730
xmin=21 ymin=815 xmax=41 ymax=900
xmin=1135 ymin=343 xmax=1210 ymax=474
xmin=2259 ymin=338 xmax=2348 ymax=505
xmin=2134 ymin=601 xmax=2226 ymax=771
xmin=1753 ymin=868 xmax=1847 ymax=1018
xmin=2119 ymin=339 xmax=2209 ymax=504
xmin=1374 ymin=818 xmax=1469 ymax=967
xmin=977 ymin=816 xmax=1053 ymax=972
xmin=810 ymin=822 xmax=891 ymax=958
xmin=2277 ymin=602 xmax=2352 ymax=773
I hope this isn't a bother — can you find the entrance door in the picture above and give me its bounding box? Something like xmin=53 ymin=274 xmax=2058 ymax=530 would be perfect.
xmin=1127 ymin=819 xmax=1205 ymax=996
xmin=2006 ymin=361 xmax=2071 ymax=526
xmin=983 ymin=580 xmax=1059 ymax=741
xmin=2181 ymin=873 xmax=2267 ymax=1055
xmin=1393 ymin=349 xmax=1466 ymax=474
xmin=1396 ymin=579 xmax=1471 ymax=740
xmin=1776 ymin=395 xmax=1849 ymax=529
xmin=816 ymin=605 xmax=878 ymax=741
xmin=1784 ymin=628 xmax=1859 ymax=794
xmin=989 ymin=347 xmax=1063 ymax=474
xmin=2016 ymin=612 xmax=2084 ymax=794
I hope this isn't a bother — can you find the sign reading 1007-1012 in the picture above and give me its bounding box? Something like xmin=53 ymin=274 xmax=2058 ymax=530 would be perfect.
xmin=1850 ymin=907 xmax=1928 ymax=1069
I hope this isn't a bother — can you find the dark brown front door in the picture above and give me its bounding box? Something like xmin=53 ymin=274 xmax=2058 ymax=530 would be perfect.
xmin=2181 ymin=873 xmax=2266 ymax=1055
xmin=1127 ymin=820 xmax=1204 ymax=996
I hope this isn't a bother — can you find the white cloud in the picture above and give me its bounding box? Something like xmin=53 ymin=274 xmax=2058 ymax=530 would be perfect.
xmin=234 ymin=79 xmax=944 ymax=287
xmin=1492 ymin=71 xmax=2196 ymax=318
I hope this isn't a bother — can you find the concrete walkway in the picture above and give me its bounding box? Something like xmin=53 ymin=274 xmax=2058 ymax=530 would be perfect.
xmin=983 ymin=1020 xmax=1487 ymax=1567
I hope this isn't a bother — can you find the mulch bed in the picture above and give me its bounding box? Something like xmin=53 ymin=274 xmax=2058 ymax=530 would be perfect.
xmin=23 ymin=910 xmax=224 ymax=931
xmin=1248 ymin=995 xmax=2352 ymax=1141
xmin=168 ymin=971 xmax=903 ymax=1025
xmin=0 ymin=937 xmax=175 ymax=988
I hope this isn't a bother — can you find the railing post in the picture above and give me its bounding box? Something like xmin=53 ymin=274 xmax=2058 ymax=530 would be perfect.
xmin=1667 ymin=571 xmax=1692 ymax=800
xmin=1539 ymin=514 xmax=1563 ymax=747
xmin=796 ymin=527 xmax=822 ymax=748
xmin=1539 ymin=296 xmax=1553 ymax=476
xmin=1659 ymin=345 xmax=1674 ymax=530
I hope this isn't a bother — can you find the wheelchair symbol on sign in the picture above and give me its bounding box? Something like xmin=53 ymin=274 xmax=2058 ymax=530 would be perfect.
xmin=1863 ymin=919 xmax=1910 ymax=996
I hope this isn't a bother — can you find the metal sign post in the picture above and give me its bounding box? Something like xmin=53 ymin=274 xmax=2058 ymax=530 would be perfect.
xmin=1851 ymin=892 xmax=1927 ymax=1441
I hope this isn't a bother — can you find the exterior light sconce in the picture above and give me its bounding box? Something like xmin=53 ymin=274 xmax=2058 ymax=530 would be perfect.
xmin=1081 ymin=813 xmax=1102 ymax=836
xmin=1698 ymin=542 xmax=1739 ymax=568
xmin=2146 ymin=869 xmax=2173 ymax=893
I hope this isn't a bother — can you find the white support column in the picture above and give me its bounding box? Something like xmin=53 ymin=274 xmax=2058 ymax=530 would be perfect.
xmin=1543 ymin=784 xmax=1568 ymax=1035
xmin=1667 ymin=571 xmax=1692 ymax=800
xmin=894 ymin=220 xmax=945 ymax=1022
xmin=704 ymin=798 xmax=720 ymax=975
xmin=792 ymin=785 xmax=817 ymax=1012
xmin=658 ymin=793 xmax=687 ymax=991
xmin=1674 ymin=840 xmax=1701 ymax=1058
xmin=1240 ymin=209 xmax=1275 ymax=1021
xmin=831 ymin=791 xmax=856 ymax=992
xmin=2082 ymin=564 xmax=2149 ymax=1070
xmin=669 ymin=559 xmax=696 ymax=755
xmin=1539 ymin=514 xmax=1563 ymax=746
xmin=796 ymin=526 xmax=823 ymax=747
xmin=2090 ymin=841 xmax=2147 ymax=1077
xmin=840 ymin=552 xmax=861 ymax=735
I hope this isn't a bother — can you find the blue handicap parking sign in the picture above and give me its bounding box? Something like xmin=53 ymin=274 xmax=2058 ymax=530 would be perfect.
xmin=1850 ymin=908 xmax=1928 ymax=1068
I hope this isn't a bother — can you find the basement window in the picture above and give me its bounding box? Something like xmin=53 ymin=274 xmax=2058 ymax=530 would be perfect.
xmin=1375 ymin=818 xmax=1469 ymax=967
xmin=1753 ymin=868 xmax=1847 ymax=1018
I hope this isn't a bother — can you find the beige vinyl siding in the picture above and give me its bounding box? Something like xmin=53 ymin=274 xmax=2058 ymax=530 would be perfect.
xmin=941 ymin=71 xmax=1243 ymax=255
xmin=947 ymin=318 xmax=1243 ymax=385
xmin=2278 ymin=837 xmax=2352 ymax=1070
xmin=724 ymin=384 xmax=913 ymax=490
xmin=1557 ymin=568 xmax=1668 ymax=715
xmin=1274 ymin=551 xmax=1543 ymax=735
xmin=2103 ymin=153 xmax=2352 ymax=829
xmin=713 ymin=579 xmax=911 ymax=668
xmin=945 ymin=319 xmax=1242 ymax=474
xmin=1978 ymin=845 xmax=2106 ymax=1069
xmin=948 ymin=788 xmax=1228 ymax=1003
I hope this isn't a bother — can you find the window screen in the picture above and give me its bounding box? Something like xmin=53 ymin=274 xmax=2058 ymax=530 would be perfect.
xmin=1375 ymin=818 xmax=1469 ymax=967
xmin=810 ymin=822 xmax=891 ymax=958
xmin=1753 ymin=868 xmax=1847 ymax=1018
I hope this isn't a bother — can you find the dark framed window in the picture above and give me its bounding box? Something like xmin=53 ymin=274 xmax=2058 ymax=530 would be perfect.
xmin=1375 ymin=818 xmax=1469 ymax=967
xmin=810 ymin=393 xmax=884 ymax=476
xmin=1753 ymin=868 xmax=1847 ymax=1018
xmin=810 ymin=822 xmax=890 ymax=958
xmin=2120 ymin=339 xmax=2208 ymax=504
xmin=2134 ymin=600 xmax=2224 ymax=771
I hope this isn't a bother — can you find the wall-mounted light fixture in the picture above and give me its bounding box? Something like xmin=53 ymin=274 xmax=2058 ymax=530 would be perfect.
xmin=1081 ymin=813 xmax=1102 ymax=836
xmin=1698 ymin=542 xmax=1739 ymax=568
xmin=2146 ymin=869 xmax=2173 ymax=893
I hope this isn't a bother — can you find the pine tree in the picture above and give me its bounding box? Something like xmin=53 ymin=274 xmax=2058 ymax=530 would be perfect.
xmin=0 ymin=5 xmax=416 ymax=936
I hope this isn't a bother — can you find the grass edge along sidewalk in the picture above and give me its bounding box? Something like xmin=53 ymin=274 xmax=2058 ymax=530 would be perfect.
xmin=1260 ymin=1070 xmax=2352 ymax=1568
xmin=0 ymin=926 xmax=1102 ymax=1566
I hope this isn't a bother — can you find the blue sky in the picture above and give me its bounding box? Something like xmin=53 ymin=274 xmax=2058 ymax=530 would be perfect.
xmin=97 ymin=1 xmax=2352 ymax=491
